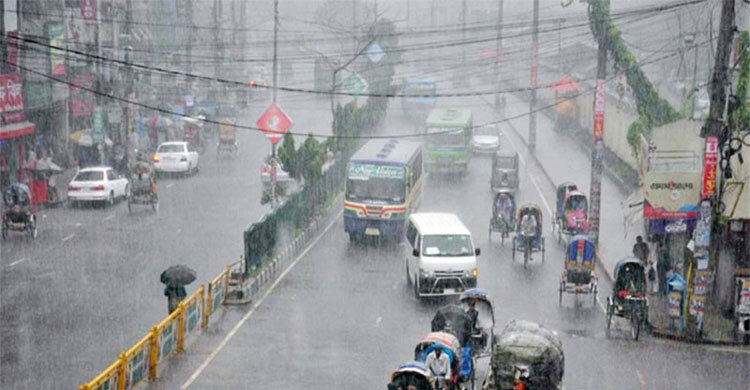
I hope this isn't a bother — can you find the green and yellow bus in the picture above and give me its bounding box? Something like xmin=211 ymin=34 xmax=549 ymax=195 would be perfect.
xmin=424 ymin=108 xmax=473 ymax=174
xmin=344 ymin=139 xmax=423 ymax=241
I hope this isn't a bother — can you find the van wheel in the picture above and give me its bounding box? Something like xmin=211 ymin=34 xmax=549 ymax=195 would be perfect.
xmin=413 ymin=276 xmax=420 ymax=299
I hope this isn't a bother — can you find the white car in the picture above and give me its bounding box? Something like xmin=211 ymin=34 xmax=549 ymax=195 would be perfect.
xmin=67 ymin=167 xmax=129 ymax=207
xmin=472 ymin=124 xmax=501 ymax=154
xmin=153 ymin=142 xmax=200 ymax=174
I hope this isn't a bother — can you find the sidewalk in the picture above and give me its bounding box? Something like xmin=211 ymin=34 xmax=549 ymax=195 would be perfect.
xmin=500 ymin=89 xmax=745 ymax=345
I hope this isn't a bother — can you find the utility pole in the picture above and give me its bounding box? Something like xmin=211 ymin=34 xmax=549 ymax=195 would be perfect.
xmin=186 ymin=0 xmax=193 ymax=74
xmin=587 ymin=0 xmax=609 ymax=247
xmin=272 ymin=0 xmax=279 ymax=105
xmin=528 ymin=0 xmax=539 ymax=151
xmin=213 ymin=0 xmax=220 ymax=80
xmin=353 ymin=0 xmax=357 ymax=53
xmin=0 ymin=0 xmax=5 ymax=74
xmin=494 ymin=0 xmax=504 ymax=109
xmin=705 ymin=0 xmax=734 ymax=139
xmin=461 ymin=0 xmax=467 ymax=67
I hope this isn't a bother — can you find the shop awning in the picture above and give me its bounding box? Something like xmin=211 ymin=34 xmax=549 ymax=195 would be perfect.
xmin=0 ymin=121 xmax=34 ymax=140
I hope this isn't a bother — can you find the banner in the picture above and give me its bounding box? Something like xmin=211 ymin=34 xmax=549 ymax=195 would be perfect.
xmin=48 ymin=22 xmax=66 ymax=76
xmin=701 ymin=136 xmax=719 ymax=198
xmin=70 ymin=75 xmax=94 ymax=117
xmin=0 ymin=73 xmax=24 ymax=114
xmin=739 ymin=278 xmax=750 ymax=316
xmin=81 ymin=0 xmax=97 ymax=23
xmin=593 ymin=79 xmax=606 ymax=141
xmin=6 ymin=31 xmax=18 ymax=71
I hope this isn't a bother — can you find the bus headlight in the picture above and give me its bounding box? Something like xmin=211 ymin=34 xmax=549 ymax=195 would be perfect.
xmin=344 ymin=208 xmax=357 ymax=216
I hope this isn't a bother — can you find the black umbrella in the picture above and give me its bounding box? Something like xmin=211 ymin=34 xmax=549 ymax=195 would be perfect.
xmin=160 ymin=265 xmax=197 ymax=286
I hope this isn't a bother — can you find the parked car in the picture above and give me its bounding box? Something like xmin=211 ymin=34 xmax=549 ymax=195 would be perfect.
xmin=152 ymin=142 xmax=200 ymax=175
xmin=67 ymin=167 xmax=129 ymax=207
xmin=472 ymin=124 xmax=501 ymax=154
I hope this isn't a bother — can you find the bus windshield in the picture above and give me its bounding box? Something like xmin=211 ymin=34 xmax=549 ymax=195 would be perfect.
xmin=346 ymin=177 xmax=405 ymax=203
xmin=427 ymin=128 xmax=465 ymax=148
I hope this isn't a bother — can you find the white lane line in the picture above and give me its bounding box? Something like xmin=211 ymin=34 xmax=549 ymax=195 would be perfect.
xmin=505 ymin=135 xmax=554 ymax=217
xmin=62 ymin=233 xmax=76 ymax=242
xmin=104 ymin=214 xmax=115 ymax=221
xmin=167 ymin=183 xmax=175 ymax=189
xmin=636 ymin=370 xmax=646 ymax=388
xmin=9 ymin=258 xmax=27 ymax=267
xmin=375 ymin=317 xmax=383 ymax=328
xmin=182 ymin=211 xmax=342 ymax=389
xmin=595 ymin=295 xmax=606 ymax=313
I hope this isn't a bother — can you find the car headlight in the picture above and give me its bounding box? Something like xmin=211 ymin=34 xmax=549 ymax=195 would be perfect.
xmin=471 ymin=268 xmax=478 ymax=277
xmin=152 ymin=155 xmax=160 ymax=162
xmin=420 ymin=269 xmax=431 ymax=279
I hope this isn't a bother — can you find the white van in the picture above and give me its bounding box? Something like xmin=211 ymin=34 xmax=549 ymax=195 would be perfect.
xmin=405 ymin=213 xmax=480 ymax=298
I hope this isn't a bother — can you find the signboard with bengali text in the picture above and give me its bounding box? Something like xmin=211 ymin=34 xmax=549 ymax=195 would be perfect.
xmin=347 ymin=163 xmax=405 ymax=180
xmin=593 ymin=79 xmax=606 ymax=141
xmin=701 ymin=136 xmax=719 ymax=198
xmin=0 ymin=73 xmax=24 ymax=114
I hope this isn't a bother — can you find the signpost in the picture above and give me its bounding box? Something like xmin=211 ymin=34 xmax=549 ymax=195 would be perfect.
xmin=366 ymin=42 xmax=384 ymax=63
xmin=257 ymin=103 xmax=294 ymax=206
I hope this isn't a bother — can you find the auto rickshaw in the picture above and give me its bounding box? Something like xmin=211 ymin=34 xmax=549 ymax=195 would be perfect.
xmin=481 ymin=320 xmax=564 ymax=390
xmin=182 ymin=116 xmax=205 ymax=153
xmin=387 ymin=361 xmax=433 ymax=390
xmin=513 ymin=204 xmax=545 ymax=268
xmin=216 ymin=121 xmax=239 ymax=159
xmin=558 ymin=235 xmax=598 ymax=306
xmin=128 ymin=155 xmax=158 ymax=213
xmin=606 ymin=257 xmax=648 ymax=340
xmin=2 ymin=183 xmax=38 ymax=239
xmin=489 ymin=189 xmax=515 ymax=246
xmin=490 ymin=151 xmax=519 ymax=194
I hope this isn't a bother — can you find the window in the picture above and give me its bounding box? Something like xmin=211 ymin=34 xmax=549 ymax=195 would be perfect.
xmin=158 ymin=144 xmax=186 ymax=153
xmin=74 ymin=170 xmax=104 ymax=182
xmin=406 ymin=222 xmax=417 ymax=247
xmin=106 ymin=170 xmax=116 ymax=181
xmin=421 ymin=235 xmax=474 ymax=257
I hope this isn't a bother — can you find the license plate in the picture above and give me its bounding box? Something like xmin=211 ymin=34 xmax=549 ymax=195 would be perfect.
xmin=444 ymin=288 xmax=455 ymax=294
xmin=365 ymin=228 xmax=380 ymax=236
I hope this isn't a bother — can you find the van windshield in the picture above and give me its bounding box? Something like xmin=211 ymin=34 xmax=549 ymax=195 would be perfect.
xmin=422 ymin=235 xmax=473 ymax=257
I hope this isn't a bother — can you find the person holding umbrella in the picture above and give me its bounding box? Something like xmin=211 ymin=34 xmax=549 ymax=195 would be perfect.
xmin=161 ymin=265 xmax=197 ymax=314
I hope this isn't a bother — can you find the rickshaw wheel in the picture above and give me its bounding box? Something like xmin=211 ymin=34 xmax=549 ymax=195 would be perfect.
xmin=511 ymin=239 xmax=516 ymax=262
xmin=631 ymin=307 xmax=642 ymax=341
xmin=559 ymin=282 xmax=564 ymax=305
xmin=1 ymin=225 xmax=7 ymax=239
xmin=541 ymin=238 xmax=546 ymax=262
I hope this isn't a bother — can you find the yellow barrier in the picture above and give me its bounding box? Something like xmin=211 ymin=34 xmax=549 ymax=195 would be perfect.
xmin=81 ymin=271 xmax=229 ymax=389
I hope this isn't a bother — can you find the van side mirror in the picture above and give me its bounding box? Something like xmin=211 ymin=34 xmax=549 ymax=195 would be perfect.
xmin=475 ymin=248 xmax=481 ymax=256
xmin=413 ymin=248 xmax=420 ymax=257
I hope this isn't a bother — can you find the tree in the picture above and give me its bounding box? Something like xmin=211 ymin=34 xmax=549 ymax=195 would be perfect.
xmin=298 ymin=134 xmax=324 ymax=184
xmin=277 ymin=132 xmax=298 ymax=178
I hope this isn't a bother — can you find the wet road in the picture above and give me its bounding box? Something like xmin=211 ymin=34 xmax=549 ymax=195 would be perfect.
xmin=153 ymin=89 xmax=750 ymax=389
xmin=0 ymin=86 xmax=332 ymax=389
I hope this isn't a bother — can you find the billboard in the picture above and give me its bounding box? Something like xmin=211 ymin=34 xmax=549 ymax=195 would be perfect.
xmin=70 ymin=75 xmax=94 ymax=117
xmin=0 ymin=73 xmax=25 ymax=114
xmin=642 ymin=171 xmax=701 ymax=220
xmin=48 ymin=22 xmax=66 ymax=76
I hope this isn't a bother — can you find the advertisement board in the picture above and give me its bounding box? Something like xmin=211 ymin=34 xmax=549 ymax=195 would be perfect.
xmin=0 ymin=73 xmax=25 ymax=114
xmin=70 ymin=75 xmax=95 ymax=117
xmin=48 ymin=22 xmax=66 ymax=76
xmin=642 ymin=171 xmax=701 ymax=220
xmin=701 ymin=136 xmax=719 ymax=198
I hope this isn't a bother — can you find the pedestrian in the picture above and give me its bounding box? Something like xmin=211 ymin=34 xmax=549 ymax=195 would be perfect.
xmin=632 ymin=235 xmax=650 ymax=265
xmin=656 ymin=242 xmax=671 ymax=294
xmin=164 ymin=284 xmax=187 ymax=314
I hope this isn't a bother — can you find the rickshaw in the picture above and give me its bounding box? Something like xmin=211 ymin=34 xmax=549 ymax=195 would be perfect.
xmin=558 ymin=235 xmax=598 ymax=306
xmin=490 ymin=151 xmax=519 ymax=194
xmin=512 ymin=204 xmax=545 ymax=268
xmin=481 ymin=320 xmax=564 ymax=390
xmin=606 ymin=257 xmax=648 ymax=340
xmin=488 ymin=190 xmax=515 ymax=246
xmin=2 ymin=183 xmax=38 ymax=239
xmin=556 ymin=190 xmax=588 ymax=243
xmin=459 ymin=289 xmax=495 ymax=358
xmin=430 ymin=305 xmax=477 ymax=389
xmin=387 ymin=361 xmax=433 ymax=390
xmin=182 ymin=116 xmax=205 ymax=153
xmin=216 ymin=121 xmax=239 ymax=159
xmin=128 ymin=159 xmax=158 ymax=213
xmin=414 ymin=331 xmax=470 ymax=390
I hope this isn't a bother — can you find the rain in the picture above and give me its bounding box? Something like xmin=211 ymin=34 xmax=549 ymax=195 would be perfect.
xmin=1 ymin=1 xmax=750 ymax=389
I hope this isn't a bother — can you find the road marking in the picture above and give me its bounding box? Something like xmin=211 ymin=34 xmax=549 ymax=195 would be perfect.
xmin=61 ymin=233 xmax=76 ymax=242
xmin=595 ymin=295 xmax=606 ymax=313
xmin=9 ymin=258 xmax=27 ymax=267
xmin=505 ymin=135 xmax=554 ymax=217
xmin=167 ymin=183 xmax=175 ymax=189
xmin=104 ymin=214 xmax=115 ymax=221
xmin=182 ymin=211 xmax=342 ymax=389
xmin=636 ymin=370 xmax=646 ymax=388
xmin=375 ymin=316 xmax=382 ymax=328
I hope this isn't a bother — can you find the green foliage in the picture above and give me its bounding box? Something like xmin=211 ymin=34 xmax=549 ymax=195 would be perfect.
xmin=277 ymin=132 xmax=297 ymax=179
xmin=587 ymin=0 xmax=681 ymax=156
xmin=731 ymin=31 xmax=750 ymax=132
xmin=298 ymin=134 xmax=324 ymax=184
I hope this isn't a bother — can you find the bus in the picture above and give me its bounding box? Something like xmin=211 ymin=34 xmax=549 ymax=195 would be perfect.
xmin=424 ymin=108 xmax=473 ymax=174
xmin=401 ymin=77 xmax=437 ymax=121
xmin=344 ymin=139 xmax=423 ymax=241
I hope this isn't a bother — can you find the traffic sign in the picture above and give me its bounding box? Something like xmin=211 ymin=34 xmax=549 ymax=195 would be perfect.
xmin=343 ymin=73 xmax=368 ymax=96
xmin=366 ymin=42 xmax=384 ymax=63
xmin=256 ymin=102 xmax=294 ymax=145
